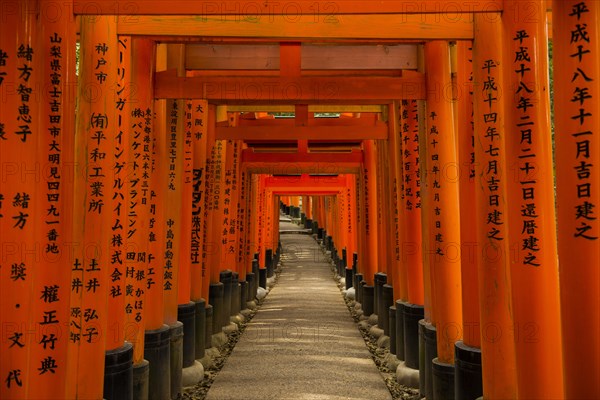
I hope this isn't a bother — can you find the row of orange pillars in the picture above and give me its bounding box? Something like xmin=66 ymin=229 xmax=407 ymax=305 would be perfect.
xmin=1 ymin=2 xmax=600 ymax=400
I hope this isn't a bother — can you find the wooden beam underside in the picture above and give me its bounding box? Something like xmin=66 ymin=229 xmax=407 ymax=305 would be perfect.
xmin=186 ymin=44 xmax=418 ymax=70
xmin=268 ymin=189 xmax=342 ymax=195
xmin=265 ymin=175 xmax=347 ymax=187
xmin=242 ymin=149 xmax=362 ymax=163
xmin=246 ymin=164 xmax=359 ymax=174
xmin=155 ymin=71 xmax=424 ymax=100
xmin=73 ymin=1 xmax=504 ymax=15
xmin=226 ymin=105 xmax=385 ymax=113
xmin=217 ymin=125 xmax=386 ymax=140
xmin=234 ymin=113 xmax=382 ymax=127
xmin=117 ymin=14 xmax=474 ymax=40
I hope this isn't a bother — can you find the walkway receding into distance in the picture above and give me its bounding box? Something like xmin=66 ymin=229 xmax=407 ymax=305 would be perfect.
xmin=206 ymin=223 xmax=392 ymax=400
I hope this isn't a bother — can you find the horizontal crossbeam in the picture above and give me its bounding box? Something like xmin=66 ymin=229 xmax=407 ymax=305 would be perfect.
xmin=73 ymin=1 xmax=503 ymax=15
xmin=155 ymin=70 xmax=424 ymax=101
xmin=118 ymin=14 xmax=474 ymax=40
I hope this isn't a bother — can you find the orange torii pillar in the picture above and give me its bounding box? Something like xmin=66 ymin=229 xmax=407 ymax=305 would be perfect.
xmin=1 ymin=1 xmax=73 ymax=397
xmin=65 ymin=15 xmax=130 ymax=400
xmin=219 ymin=138 xmax=242 ymax=331
xmin=375 ymin=139 xmax=396 ymax=338
xmin=373 ymin=139 xmax=394 ymax=334
xmin=553 ymin=2 xmax=600 ymax=397
xmin=358 ymin=140 xmax=379 ymax=317
xmin=35 ymin=4 xmax=76 ymax=398
xmin=418 ymin=78 xmax=437 ymax=399
xmin=264 ymin=189 xmax=275 ymax=280
xmin=346 ymin=175 xmax=359 ymax=294
xmin=143 ymin=42 xmax=171 ymax=400
xmin=272 ymin=192 xmax=282 ymax=270
xmin=472 ymin=14 xmax=518 ymax=399
xmin=388 ymin=103 xmax=408 ymax=303
xmin=108 ymin=34 xmax=129 ymax=391
xmin=235 ymin=152 xmax=253 ymax=314
xmin=397 ymin=99 xmax=426 ymax=377
xmin=353 ymin=163 xmax=367 ymax=305
xmin=242 ymin=168 xmax=259 ymax=305
xmin=122 ymin=36 xmax=156 ymax=399
xmin=27 ymin=2 xmax=76 ymax=398
xmin=117 ymin=35 xmax=153 ymax=399
xmin=161 ymin=43 xmax=187 ymax=399
xmin=289 ymin=195 xmax=300 ymax=219
xmin=253 ymin=175 xmax=267 ymax=289
xmin=301 ymin=195 xmax=310 ymax=226
xmin=205 ymin=106 xmax=228 ymax=345
xmin=503 ymin=2 xmax=565 ymax=398
xmin=189 ymin=99 xmax=208 ymax=363
xmin=176 ymin=97 xmax=204 ymax=387
xmin=304 ymin=195 xmax=314 ymax=230
xmin=453 ymin=40 xmax=483 ymax=398
xmin=163 ymin=95 xmax=186 ymax=399
xmin=0 ymin=5 xmax=38 ymax=398
xmin=423 ymin=41 xmax=463 ymax=400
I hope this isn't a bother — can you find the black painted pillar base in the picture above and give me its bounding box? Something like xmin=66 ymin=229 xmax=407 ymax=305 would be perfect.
xmin=219 ymin=270 xmax=233 ymax=328
xmin=389 ymin=306 xmax=397 ymax=355
xmin=374 ymin=272 xmax=387 ymax=328
xmin=208 ymin=282 xmax=224 ymax=334
xmin=169 ymin=322 xmax=183 ymax=400
xmin=455 ymin=341 xmax=483 ymax=400
xmin=194 ymin=299 xmax=206 ymax=360
xmin=418 ymin=320 xmax=427 ymax=397
xmin=133 ymin=359 xmax=149 ymax=400
xmin=239 ymin=280 xmax=248 ymax=310
xmin=403 ymin=303 xmax=424 ymax=369
xmin=355 ymin=274 xmax=364 ymax=303
xmin=144 ymin=325 xmax=170 ymax=400
xmin=433 ymin=358 xmax=455 ymax=400
xmin=420 ymin=320 xmax=437 ymax=400
xmin=177 ymin=302 xmax=196 ymax=368
xmin=345 ymin=268 xmax=353 ymax=290
xmin=395 ymin=301 xmax=405 ymax=361
xmin=265 ymin=249 xmax=274 ymax=278
xmin=104 ymin=341 xmax=134 ymax=400
xmin=382 ymin=284 xmax=394 ymax=335
xmin=259 ymin=268 xmax=267 ymax=289
xmin=231 ymin=272 xmax=241 ymax=317
xmin=362 ymin=284 xmax=375 ymax=316
xmin=204 ymin=305 xmax=213 ymax=350
xmin=252 ymin=259 xmax=259 ymax=296
xmin=245 ymin=273 xmax=255 ymax=302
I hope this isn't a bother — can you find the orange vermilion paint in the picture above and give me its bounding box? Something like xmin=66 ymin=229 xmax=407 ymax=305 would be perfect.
xmin=190 ymin=99 xmax=208 ymax=302
xmin=424 ymin=41 xmax=463 ymax=364
xmin=503 ymin=1 xmax=565 ymax=397
xmin=454 ymin=41 xmax=481 ymax=349
xmin=473 ymin=13 xmax=517 ymax=399
xmin=65 ymin=15 xmax=118 ymax=399
xmin=401 ymin=100 xmax=425 ymax=306
xmin=553 ymin=0 xmax=599 ymax=398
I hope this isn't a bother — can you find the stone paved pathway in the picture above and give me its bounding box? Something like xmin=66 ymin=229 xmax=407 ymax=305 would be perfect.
xmin=206 ymin=226 xmax=392 ymax=400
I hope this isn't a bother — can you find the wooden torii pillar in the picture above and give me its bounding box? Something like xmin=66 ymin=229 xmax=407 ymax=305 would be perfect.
xmin=472 ymin=13 xmax=518 ymax=399
xmin=504 ymin=1 xmax=565 ymax=398
xmin=553 ymin=1 xmax=600 ymax=398
xmin=423 ymin=40 xmax=463 ymax=399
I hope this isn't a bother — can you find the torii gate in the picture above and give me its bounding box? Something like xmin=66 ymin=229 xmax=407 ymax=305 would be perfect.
xmin=0 ymin=1 xmax=598 ymax=400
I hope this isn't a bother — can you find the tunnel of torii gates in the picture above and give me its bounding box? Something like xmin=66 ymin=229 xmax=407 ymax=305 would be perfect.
xmin=0 ymin=0 xmax=599 ymax=399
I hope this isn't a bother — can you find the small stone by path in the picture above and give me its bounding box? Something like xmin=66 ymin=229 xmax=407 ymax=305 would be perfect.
xmin=206 ymin=231 xmax=392 ymax=400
